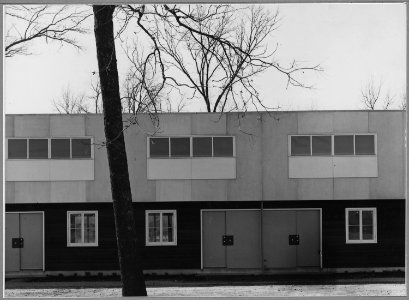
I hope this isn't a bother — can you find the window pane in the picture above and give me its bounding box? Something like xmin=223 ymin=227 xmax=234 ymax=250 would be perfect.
xmin=348 ymin=211 xmax=359 ymax=226
xmin=355 ymin=135 xmax=375 ymax=155
xmin=84 ymin=214 xmax=95 ymax=229
xmin=8 ymin=139 xmax=27 ymax=159
xmin=213 ymin=137 xmax=233 ymax=157
xmin=362 ymin=210 xmax=373 ymax=226
xmin=70 ymin=214 xmax=82 ymax=229
xmin=162 ymin=213 xmax=174 ymax=228
xmin=334 ymin=135 xmax=354 ymax=155
xmin=71 ymin=229 xmax=82 ymax=243
xmin=162 ymin=227 xmax=173 ymax=242
xmin=72 ymin=138 xmax=91 ymax=158
xmin=312 ymin=136 xmax=331 ymax=155
xmin=149 ymin=228 xmax=160 ymax=242
xmin=148 ymin=213 xmax=160 ymax=228
xmin=51 ymin=139 xmax=70 ymax=159
xmin=362 ymin=226 xmax=373 ymax=240
xmin=170 ymin=138 xmax=190 ymax=157
xmin=348 ymin=226 xmax=360 ymax=240
xmin=84 ymin=228 xmax=95 ymax=243
xmin=291 ymin=136 xmax=310 ymax=156
xmin=193 ymin=137 xmax=212 ymax=157
xmin=150 ymin=138 xmax=169 ymax=157
xmin=29 ymin=139 xmax=48 ymax=159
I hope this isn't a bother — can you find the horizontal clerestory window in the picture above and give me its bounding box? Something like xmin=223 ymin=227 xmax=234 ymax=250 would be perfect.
xmin=7 ymin=137 xmax=92 ymax=159
xmin=290 ymin=134 xmax=376 ymax=156
xmin=149 ymin=136 xmax=234 ymax=158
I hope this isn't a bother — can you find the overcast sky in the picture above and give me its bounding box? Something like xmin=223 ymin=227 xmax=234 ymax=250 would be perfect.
xmin=4 ymin=3 xmax=406 ymax=114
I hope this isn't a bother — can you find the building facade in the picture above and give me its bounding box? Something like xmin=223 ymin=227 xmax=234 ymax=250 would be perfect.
xmin=4 ymin=111 xmax=406 ymax=276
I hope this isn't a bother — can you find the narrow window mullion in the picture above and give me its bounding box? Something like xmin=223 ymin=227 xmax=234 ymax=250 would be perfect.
xmin=359 ymin=210 xmax=363 ymax=241
xmin=310 ymin=136 xmax=312 ymax=156
xmin=168 ymin=138 xmax=171 ymax=158
xmin=190 ymin=137 xmax=193 ymax=157
xmin=159 ymin=212 xmax=163 ymax=245
xmin=70 ymin=138 xmax=72 ymax=159
xmin=211 ymin=137 xmax=214 ymax=157
xmin=352 ymin=134 xmax=356 ymax=155
xmin=48 ymin=138 xmax=51 ymax=159
xmin=331 ymin=135 xmax=334 ymax=156
xmin=26 ymin=138 xmax=29 ymax=159
xmin=81 ymin=213 xmax=85 ymax=244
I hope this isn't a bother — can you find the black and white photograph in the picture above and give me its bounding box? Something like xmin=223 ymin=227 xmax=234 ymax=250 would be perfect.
xmin=3 ymin=2 xmax=407 ymax=298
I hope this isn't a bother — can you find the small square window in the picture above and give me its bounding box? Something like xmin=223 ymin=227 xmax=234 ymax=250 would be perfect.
xmin=67 ymin=211 xmax=98 ymax=247
xmin=146 ymin=210 xmax=177 ymax=246
xmin=8 ymin=139 xmax=27 ymax=159
xmin=355 ymin=135 xmax=375 ymax=155
xmin=150 ymin=138 xmax=169 ymax=157
xmin=213 ymin=137 xmax=233 ymax=157
xmin=193 ymin=137 xmax=212 ymax=157
xmin=29 ymin=139 xmax=48 ymax=159
xmin=334 ymin=135 xmax=354 ymax=155
xmin=72 ymin=138 xmax=91 ymax=158
xmin=345 ymin=208 xmax=377 ymax=243
xmin=51 ymin=139 xmax=70 ymax=159
xmin=170 ymin=138 xmax=190 ymax=157
xmin=291 ymin=136 xmax=310 ymax=156
xmin=312 ymin=136 xmax=331 ymax=156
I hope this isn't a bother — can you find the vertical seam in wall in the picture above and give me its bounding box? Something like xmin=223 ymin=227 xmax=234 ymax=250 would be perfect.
xmin=225 ymin=113 xmax=229 ymax=202
xmin=260 ymin=113 xmax=264 ymax=201
xmin=332 ymin=112 xmax=335 ymax=200
xmin=48 ymin=115 xmax=52 ymax=204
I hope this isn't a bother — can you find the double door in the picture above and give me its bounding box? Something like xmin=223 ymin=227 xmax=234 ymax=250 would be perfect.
xmin=202 ymin=209 xmax=320 ymax=269
xmin=5 ymin=212 xmax=44 ymax=272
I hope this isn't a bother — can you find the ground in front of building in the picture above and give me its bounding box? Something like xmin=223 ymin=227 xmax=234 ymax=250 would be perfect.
xmin=4 ymin=273 xmax=406 ymax=297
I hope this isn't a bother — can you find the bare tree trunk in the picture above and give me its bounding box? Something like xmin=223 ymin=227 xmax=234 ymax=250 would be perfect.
xmin=93 ymin=5 xmax=147 ymax=296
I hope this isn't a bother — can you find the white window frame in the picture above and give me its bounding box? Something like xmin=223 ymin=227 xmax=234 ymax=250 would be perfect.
xmin=147 ymin=136 xmax=236 ymax=158
xmin=7 ymin=137 xmax=94 ymax=160
xmin=145 ymin=210 xmax=177 ymax=246
xmin=288 ymin=134 xmax=377 ymax=157
xmin=67 ymin=211 xmax=98 ymax=247
xmin=345 ymin=208 xmax=377 ymax=244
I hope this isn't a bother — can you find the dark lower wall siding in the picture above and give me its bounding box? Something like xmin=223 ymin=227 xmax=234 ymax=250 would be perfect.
xmin=6 ymin=199 xmax=405 ymax=271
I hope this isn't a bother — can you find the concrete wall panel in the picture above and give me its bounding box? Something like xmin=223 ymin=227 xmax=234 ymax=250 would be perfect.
xmin=50 ymin=182 xmax=86 ymax=203
xmin=14 ymin=115 xmax=49 ymax=137
xmin=289 ymin=157 xmax=333 ymax=178
xmin=156 ymin=180 xmax=191 ymax=202
xmin=6 ymin=160 xmax=94 ymax=181
xmin=369 ymin=112 xmax=405 ymax=199
xmin=126 ymin=127 xmax=156 ymax=202
xmin=85 ymin=115 xmax=111 ymax=202
xmin=5 ymin=182 xmax=15 ymax=203
xmin=297 ymin=112 xmax=333 ymax=134
xmin=156 ymin=114 xmax=192 ymax=135
xmin=333 ymin=111 xmax=368 ymax=133
xmin=50 ymin=115 xmax=85 ymax=136
xmin=227 ymin=114 xmax=262 ymax=201
xmin=192 ymin=180 xmax=227 ymax=202
xmin=262 ymin=113 xmax=298 ymax=200
xmin=6 ymin=116 xmax=14 ymax=137
xmin=191 ymin=113 xmax=227 ymax=135
xmin=14 ymin=182 xmax=50 ymax=203
xmin=334 ymin=178 xmax=370 ymax=200
xmin=297 ymin=179 xmax=333 ymax=200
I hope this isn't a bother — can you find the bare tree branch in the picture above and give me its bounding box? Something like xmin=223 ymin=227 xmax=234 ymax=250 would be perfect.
xmin=53 ymin=85 xmax=89 ymax=114
xmin=116 ymin=4 xmax=321 ymax=113
xmin=5 ymin=5 xmax=92 ymax=57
